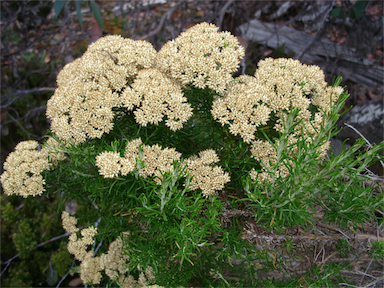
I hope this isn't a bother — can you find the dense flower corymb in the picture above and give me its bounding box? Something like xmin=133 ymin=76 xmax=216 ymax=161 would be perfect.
xmin=211 ymin=75 xmax=272 ymax=143
xmin=95 ymin=138 xmax=182 ymax=184
xmin=155 ymin=22 xmax=245 ymax=94
xmin=121 ymin=68 xmax=193 ymax=131
xmin=47 ymin=35 xmax=157 ymax=143
xmin=96 ymin=140 xmax=230 ymax=196
xmin=254 ymin=57 xmax=343 ymax=114
xmin=61 ymin=211 xmax=79 ymax=234
xmin=184 ymin=149 xmax=230 ymax=196
xmin=95 ymin=151 xmax=123 ymax=178
xmin=211 ymin=58 xmax=343 ymax=181
xmin=1 ymin=139 xmax=65 ymax=198
xmin=62 ymin=212 xmax=162 ymax=286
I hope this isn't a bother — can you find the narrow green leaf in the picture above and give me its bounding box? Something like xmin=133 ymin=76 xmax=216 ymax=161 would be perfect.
xmin=332 ymin=76 xmax=342 ymax=87
xmin=75 ymin=1 xmax=83 ymax=28
xmin=331 ymin=8 xmax=341 ymax=18
xmin=46 ymin=269 xmax=58 ymax=286
xmin=54 ymin=0 xmax=66 ymax=16
xmin=90 ymin=0 xmax=105 ymax=29
xmin=352 ymin=1 xmax=368 ymax=19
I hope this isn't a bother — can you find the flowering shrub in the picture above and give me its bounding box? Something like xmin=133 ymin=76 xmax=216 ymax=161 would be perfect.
xmin=2 ymin=23 xmax=383 ymax=287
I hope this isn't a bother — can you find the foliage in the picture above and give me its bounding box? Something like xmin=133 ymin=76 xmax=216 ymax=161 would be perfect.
xmin=331 ymin=0 xmax=369 ymax=20
xmin=54 ymin=0 xmax=105 ymax=29
xmin=369 ymin=240 xmax=384 ymax=262
xmin=0 ymin=194 xmax=73 ymax=286
xmin=243 ymin=92 xmax=384 ymax=230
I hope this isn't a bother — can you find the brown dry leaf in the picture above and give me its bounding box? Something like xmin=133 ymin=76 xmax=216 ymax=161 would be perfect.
xmin=65 ymin=200 xmax=78 ymax=215
xmin=0 ymin=109 xmax=7 ymax=123
xmin=91 ymin=15 xmax=103 ymax=42
xmin=44 ymin=53 xmax=50 ymax=63
xmin=69 ymin=277 xmax=83 ymax=287
xmin=337 ymin=37 xmax=346 ymax=45
xmin=170 ymin=10 xmax=182 ymax=20
xmin=236 ymin=35 xmax=248 ymax=51
xmin=366 ymin=53 xmax=375 ymax=63
xmin=366 ymin=3 xmax=383 ymax=20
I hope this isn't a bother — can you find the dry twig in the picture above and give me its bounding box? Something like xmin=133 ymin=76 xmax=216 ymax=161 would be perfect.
xmin=139 ymin=0 xmax=185 ymax=40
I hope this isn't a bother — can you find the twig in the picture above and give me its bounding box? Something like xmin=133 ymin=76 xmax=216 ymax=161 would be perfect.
xmin=1 ymin=232 xmax=70 ymax=276
xmin=1 ymin=87 xmax=56 ymax=108
xmin=316 ymin=222 xmax=352 ymax=239
xmin=243 ymin=230 xmax=384 ymax=242
xmin=319 ymin=251 xmax=338 ymax=270
xmin=360 ymin=259 xmax=375 ymax=286
xmin=339 ymin=283 xmax=359 ymax=287
xmin=323 ymin=257 xmax=372 ymax=263
xmin=98 ymin=49 xmax=118 ymax=64
xmin=4 ymin=111 xmax=39 ymax=139
xmin=1 ymin=225 xmax=88 ymax=276
xmin=56 ymin=257 xmax=76 ymax=288
xmin=222 ymin=208 xmax=254 ymax=218
xmin=139 ymin=0 xmax=184 ymax=40
xmin=362 ymin=275 xmax=384 ymax=288
xmin=344 ymin=122 xmax=384 ymax=169
xmin=340 ymin=269 xmax=377 ymax=279
xmin=296 ymin=0 xmax=335 ymax=60
xmin=217 ymin=0 xmax=235 ymax=31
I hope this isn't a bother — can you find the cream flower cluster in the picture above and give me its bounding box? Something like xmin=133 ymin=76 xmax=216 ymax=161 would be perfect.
xmin=121 ymin=68 xmax=193 ymax=131
xmin=183 ymin=149 xmax=230 ymax=196
xmin=47 ymin=35 xmax=157 ymax=143
xmin=61 ymin=212 xmax=162 ymax=287
xmin=211 ymin=75 xmax=272 ymax=143
xmin=96 ymin=140 xmax=230 ymax=196
xmin=155 ymin=22 xmax=244 ymax=94
xmin=255 ymin=58 xmax=343 ymax=113
xmin=1 ymin=139 xmax=66 ymax=198
xmin=213 ymin=58 xmax=343 ymax=144
xmin=62 ymin=211 xmax=79 ymax=234
xmin=67 ymin=227 xmax=98 ymax=263
xmin=138 ymin=143 xmax=182 ymax=183
xmin=95 ymin=138 xmax=182 ymax=184
xmin=211 ymin=58 xmax=343 ymax=181
xmin=47 ymin=23 xmax=245 ymax=143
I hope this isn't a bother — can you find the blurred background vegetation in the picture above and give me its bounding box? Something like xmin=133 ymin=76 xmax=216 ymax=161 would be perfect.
xmin=1 ymin=0 xmax=383 ymax=286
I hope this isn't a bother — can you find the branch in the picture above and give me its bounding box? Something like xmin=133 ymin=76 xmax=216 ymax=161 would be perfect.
xmin=217 ymin=0 xmax=235 ymax=31
xmin=362 ymin=275 xmax=384 ymax=288
xmin=1 ymin=231 xmax=71 ymax=276
xmin=222 ymin=208 xmax=254 ymax=218
xmin=139 ymin=0 xmax=184 ymax=40
xmin=1 ymin=87 xmax=56 ymax=108
xmin=56 ymin=257 xmax=76 ymax=288
xmin=3 ymin=111 xmax=39 ymax=139
xmin=243 ymin=229 xmax=384 ymax=243
xmin=296 ymin=0 xmax=335 ymax=60
xmin=1 ymin=224 xmax=89 ymax=276
xmin=344 ymin=122 xmax=384 ymax=169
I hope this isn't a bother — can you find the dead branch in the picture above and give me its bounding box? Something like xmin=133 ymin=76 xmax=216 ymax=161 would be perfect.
xmin=238 ymin=19 xmax=384 ymax=90
xmin=296 ymin=0 xmax=335 ymax=60
xmin=217 ymin=0 xmax=235 ymax=31
xmin=243 ymin=229 xmax=384 ymax=242
xmin=139 ymin=0 xmax=185 ymax=41
xmin=1 ymin=87 xmax=56 ymax=109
